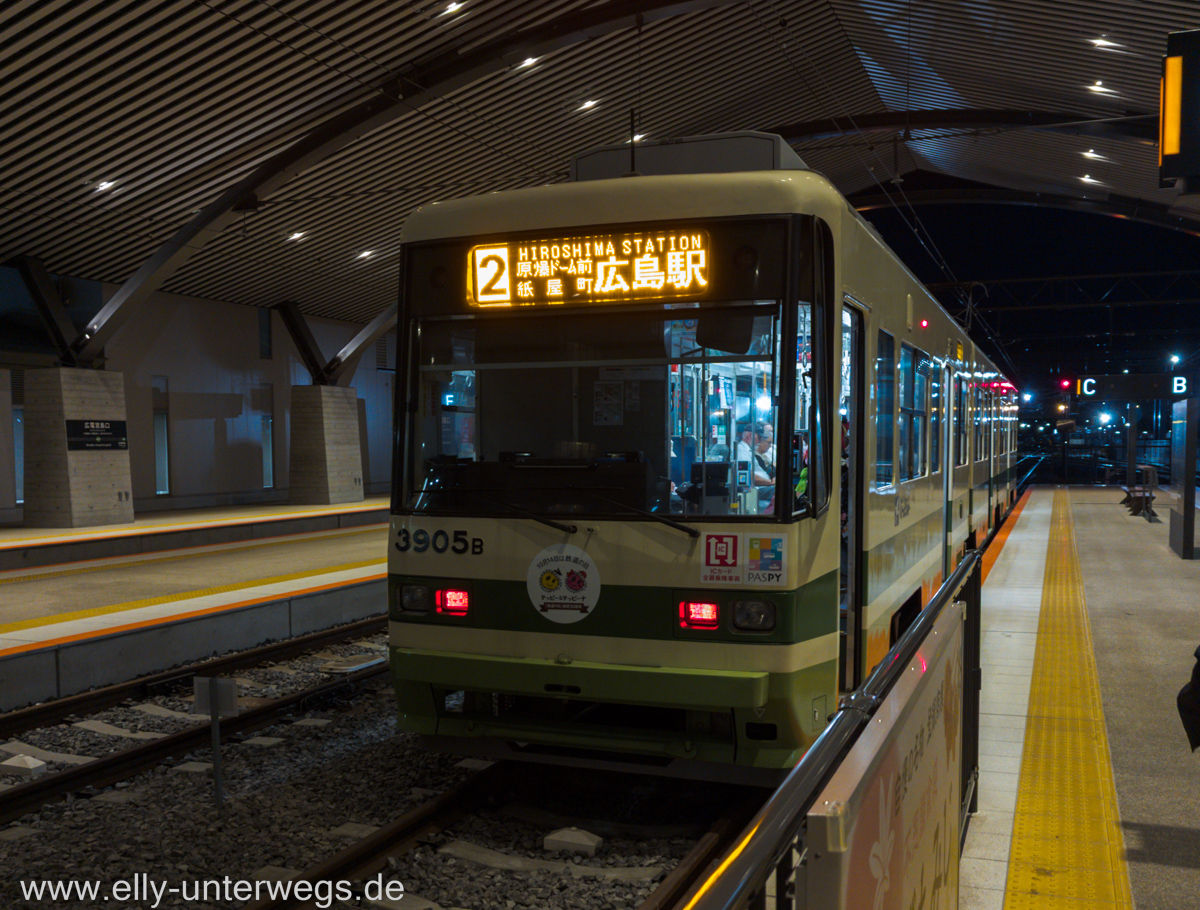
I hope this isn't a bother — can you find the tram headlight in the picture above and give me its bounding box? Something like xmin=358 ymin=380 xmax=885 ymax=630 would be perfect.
xmin=733 ymin=600 xmax=776 ymax=631
xmin=400 ymin=584 xmax=432 ymax=612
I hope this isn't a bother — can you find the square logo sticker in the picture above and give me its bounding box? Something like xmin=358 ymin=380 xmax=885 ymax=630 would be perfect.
xmin=746 ymin=537 xmax=786 ymax=586
xmin=701 ymin=533 xmax=743 ymax=585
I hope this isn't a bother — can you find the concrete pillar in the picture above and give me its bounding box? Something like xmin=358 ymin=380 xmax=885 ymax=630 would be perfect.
xmin=288 ymin=385 xmax=364 ymax=505
xmin=24 ymin=368 xmax=134 ymax=527
xmin=0 ymin=369 xmax=15 ymax=515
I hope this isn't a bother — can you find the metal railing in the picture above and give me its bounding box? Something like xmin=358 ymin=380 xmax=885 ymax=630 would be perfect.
xmin=684 ymin=550 xmax=983 ymax=910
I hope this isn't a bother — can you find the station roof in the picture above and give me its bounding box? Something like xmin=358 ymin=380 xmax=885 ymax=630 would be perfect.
xmin=1 ymin=0 xmax=1197 ymax=389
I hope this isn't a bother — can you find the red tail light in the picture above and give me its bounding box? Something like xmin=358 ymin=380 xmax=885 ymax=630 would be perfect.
xmin=437 ymin=589 xmax=469 ymax=616
xmin=680 ymin=600 xmax=720 ymax=629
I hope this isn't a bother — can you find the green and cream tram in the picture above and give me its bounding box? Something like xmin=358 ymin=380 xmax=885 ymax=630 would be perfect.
xmin=388 ymin=134 xmax=1014 ymax=776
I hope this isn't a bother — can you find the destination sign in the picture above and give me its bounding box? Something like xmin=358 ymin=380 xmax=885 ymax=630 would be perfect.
xmin=468 ymin=229 xmax=710 ymax=306
xmin=1075 ymin=373 xmax=1191 ymax=398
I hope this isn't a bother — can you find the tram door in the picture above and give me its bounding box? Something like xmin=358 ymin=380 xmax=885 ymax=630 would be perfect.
xmin=942 ymin=364 xmax=954 ymax=580
xmin=839 ymin=306 xmax=865 ymax=692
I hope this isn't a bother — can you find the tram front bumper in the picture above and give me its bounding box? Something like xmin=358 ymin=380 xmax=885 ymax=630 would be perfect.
xmin=391 ymin=648 xmax=770 ymax=709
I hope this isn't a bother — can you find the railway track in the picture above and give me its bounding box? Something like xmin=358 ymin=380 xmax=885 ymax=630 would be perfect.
xmin=241 ymin=761 xmax=763 ymax=910
xmin=0 ymin=662 xmax=389 ymax=826
xmin=0 ymin=615 xmax=387 ymax=741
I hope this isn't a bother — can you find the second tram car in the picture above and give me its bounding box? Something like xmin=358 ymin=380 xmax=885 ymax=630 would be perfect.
xmin=388 ymin=133 xmax=1016 ymax=777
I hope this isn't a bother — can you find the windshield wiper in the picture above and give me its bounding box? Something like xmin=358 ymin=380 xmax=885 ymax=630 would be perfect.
xmin=577 ymin=490 xmax=700 ymax=539
xmin=474 ymin=495 xmax=577 ymax=534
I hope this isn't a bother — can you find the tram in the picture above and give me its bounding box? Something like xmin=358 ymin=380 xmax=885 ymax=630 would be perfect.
xmin=387 ymin=133 xmax=1016 ymax=777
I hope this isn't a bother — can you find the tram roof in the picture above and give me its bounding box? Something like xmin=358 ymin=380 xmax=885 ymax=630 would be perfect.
xmin=402 ymin=170 xmax=851 ymax=243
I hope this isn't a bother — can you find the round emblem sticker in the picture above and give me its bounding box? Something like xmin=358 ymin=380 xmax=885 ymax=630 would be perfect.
xmin=526 ymin=544 xmax=601 ymax=624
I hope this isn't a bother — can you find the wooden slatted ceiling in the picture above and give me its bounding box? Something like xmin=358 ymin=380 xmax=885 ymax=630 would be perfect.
xmin=0 ymin=0 xmax=1190 ymax=328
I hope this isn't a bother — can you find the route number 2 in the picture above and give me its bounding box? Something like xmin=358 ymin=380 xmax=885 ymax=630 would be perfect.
xmin=472 ymin=246 xmax=510 ymax=303
xmin=395 ymin=529 xmax=484 ymax=555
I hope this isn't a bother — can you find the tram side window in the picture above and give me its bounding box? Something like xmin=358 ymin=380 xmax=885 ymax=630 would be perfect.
xmin=974 ymin=386 xmax=984 ymax=463
xmin=875 ymin=331 xmax=895 ymax=487
xmin=954 ymin=376 xmax=969 ymax=466
xmin=996 ymin=396 xmax=1006 ymax=455
xmin=930 ymin=368 xmax=941 ymax=473
xmin=897 ymin=345 xmax=928 ymax=481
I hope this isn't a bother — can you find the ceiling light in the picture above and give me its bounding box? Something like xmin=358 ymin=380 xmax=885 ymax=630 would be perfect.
xmin=358 ymin=251 xmax=374 ymax=259
xmin=1080 ymin=174 xmax=1103 ymax=184
xmin=95 ymin=180 xmax=115 ymax=191
xmin=520 ymin=57 xmax=537 ymax=67
xmin=1082 ymin=149 xmax=1107 ymax=160
xmin=444 ymin=2 xmax=461 ymax=11
xmin=287 ymin=231 xmax=305 ymax=241
xmin=1091 ymin=37 xmax=1123 ymax=49
xmin=625 ymin=133 xmax=646 ymax=143
xmin=1088 ymin=81 xmax=1117 ymax=95
xmin=578 ymin=100 xmax=598 ymax=111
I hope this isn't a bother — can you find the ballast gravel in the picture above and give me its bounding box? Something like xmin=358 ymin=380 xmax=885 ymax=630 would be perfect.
xmin=0 ymin=689 xmax=692 ymax=910
xmin=0 ymin=633 xmax=698 ymax=909
xmin=0 ymin=693 xmax=471 ymax=909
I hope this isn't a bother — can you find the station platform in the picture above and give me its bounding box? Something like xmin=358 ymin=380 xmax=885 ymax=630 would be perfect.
xmin=0 ymin=496 xmax=390 ymax=571
xmin=0 ymin=499 xmax=390 ymax=710
xmin=962 ymin=486 xmax=1200 ymax=910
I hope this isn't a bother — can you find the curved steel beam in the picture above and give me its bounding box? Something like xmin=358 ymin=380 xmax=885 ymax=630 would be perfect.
xmin=75 ymin=0 xmax=739 ymax=366
xmin=771 ymin=109 xmax=1157 ymax=144
xmin=851 ymin=187 xmax=1200 ymax=238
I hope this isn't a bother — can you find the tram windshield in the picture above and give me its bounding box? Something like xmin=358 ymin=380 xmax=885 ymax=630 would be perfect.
xmin=403 ymin=301 xmax=816 ymax=519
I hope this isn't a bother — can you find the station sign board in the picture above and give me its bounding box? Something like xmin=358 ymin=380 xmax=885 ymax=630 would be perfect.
xmin=1075 ymin=373 xmax=1190 ymax=399
xmin=66 ymin=419 xmax=128 ymax=451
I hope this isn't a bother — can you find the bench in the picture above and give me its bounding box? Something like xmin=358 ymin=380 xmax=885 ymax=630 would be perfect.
xmin=1121 ymin=465 xmax=1157 ymax=519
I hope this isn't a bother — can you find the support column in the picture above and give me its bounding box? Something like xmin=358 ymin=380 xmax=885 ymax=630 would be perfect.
xmin=24 ymin=368 xmax=134 ymax=527
xmin=288 ymin=385 xmax=364 ymax=505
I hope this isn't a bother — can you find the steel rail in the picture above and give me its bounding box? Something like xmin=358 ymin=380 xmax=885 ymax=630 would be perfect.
xmin=0 ymin=664 xmax=388 ymax=826
xmin=241 ymin=762 xmax=515 ymax=910
xmin=0 ymin=616 xmax=387 ymax=740
xmin=638 ymin=791 xmax=766 ymax=910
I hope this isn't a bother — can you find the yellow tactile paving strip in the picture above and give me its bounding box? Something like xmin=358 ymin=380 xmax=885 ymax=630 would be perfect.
xmin=1004 ymin=489 xmax=1133 ymax=909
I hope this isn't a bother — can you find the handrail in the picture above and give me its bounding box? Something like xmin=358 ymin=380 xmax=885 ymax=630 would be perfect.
xmin=684 ymin=548 xmax=983 ymax=910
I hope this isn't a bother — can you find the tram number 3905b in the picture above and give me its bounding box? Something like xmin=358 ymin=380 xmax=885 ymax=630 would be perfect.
xmin=394 ymin=528 xmax=485 ymax=555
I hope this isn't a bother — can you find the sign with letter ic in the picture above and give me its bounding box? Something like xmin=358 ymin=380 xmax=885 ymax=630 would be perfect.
xmin=1075 ymin=373 xmax=1190 ymax=399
